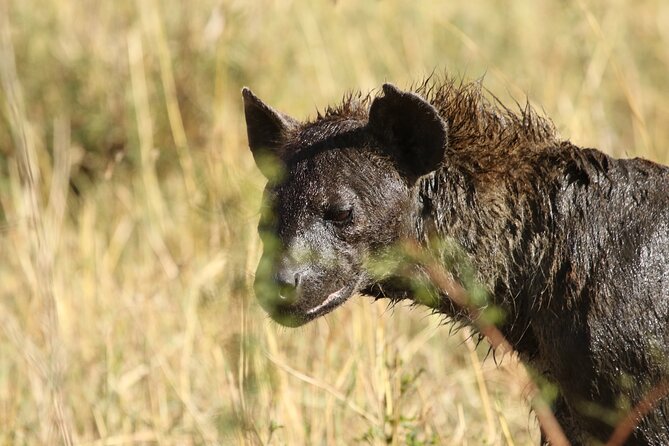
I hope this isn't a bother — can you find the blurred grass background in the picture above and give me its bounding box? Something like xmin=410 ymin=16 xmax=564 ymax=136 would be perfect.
xmin=0 ymin=0 xmax=667 ymax=444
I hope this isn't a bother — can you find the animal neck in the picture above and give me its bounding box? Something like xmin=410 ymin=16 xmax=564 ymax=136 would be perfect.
xmin=411 ymin=144 xmax=576 ymax=355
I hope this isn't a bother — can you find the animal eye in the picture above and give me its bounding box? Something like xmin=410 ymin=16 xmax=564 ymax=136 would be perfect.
xmin=324 ymin=207 xmax=353 ymax=225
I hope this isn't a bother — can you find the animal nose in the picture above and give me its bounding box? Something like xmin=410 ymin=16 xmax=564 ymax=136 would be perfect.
xmin=276 ymin=269 xmax=301 ymax=288
xmin=275 ymin=268 xmax=302 ymax=303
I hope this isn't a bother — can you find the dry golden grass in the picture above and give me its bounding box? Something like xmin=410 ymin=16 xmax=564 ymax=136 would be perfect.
xmin=0 ymin=0 xmax=667 ymax=444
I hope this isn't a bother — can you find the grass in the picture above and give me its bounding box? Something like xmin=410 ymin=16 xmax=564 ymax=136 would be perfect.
xmin=0 ymin=0 xmax=667 ymax=444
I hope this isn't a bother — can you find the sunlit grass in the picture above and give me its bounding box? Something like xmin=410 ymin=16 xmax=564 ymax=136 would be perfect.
xmin=1 ymin=0 xmax=667 ymax=444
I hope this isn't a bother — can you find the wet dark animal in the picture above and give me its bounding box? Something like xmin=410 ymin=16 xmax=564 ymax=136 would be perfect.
xmin=242 ymin=79 xmax=669 ymax=445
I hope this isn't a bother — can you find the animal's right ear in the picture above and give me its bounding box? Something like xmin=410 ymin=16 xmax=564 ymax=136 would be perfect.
xmin=242 ymin=88 xmax=297 ymax=180
xmin=368 ymin=84 xmax=447 ymax=182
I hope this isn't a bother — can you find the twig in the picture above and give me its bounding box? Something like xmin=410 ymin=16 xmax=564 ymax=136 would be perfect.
xmin=606 ymin=379 xmax=669 ymax=446
xmin=403 ymin=240 xmax=571 ymax=446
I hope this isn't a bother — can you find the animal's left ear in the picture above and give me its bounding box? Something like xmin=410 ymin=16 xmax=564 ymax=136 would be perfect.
xmin=368 ymin=83 xmax=447 ymax=181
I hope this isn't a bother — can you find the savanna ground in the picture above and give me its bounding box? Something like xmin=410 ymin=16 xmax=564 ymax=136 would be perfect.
xmin=0 ymin=0 xmax=667 ymax=444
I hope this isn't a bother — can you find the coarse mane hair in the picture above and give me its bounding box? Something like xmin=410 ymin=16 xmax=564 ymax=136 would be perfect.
xmin=314 ymin=75 xmax=560 ymax=157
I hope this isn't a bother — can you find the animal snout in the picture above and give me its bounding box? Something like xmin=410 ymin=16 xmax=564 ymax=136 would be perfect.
xmin=274 ymin=267 xmax=303 ymax=304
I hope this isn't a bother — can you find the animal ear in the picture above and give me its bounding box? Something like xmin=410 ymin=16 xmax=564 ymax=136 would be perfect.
xmin=242 ymin=87 xmax=297 ymax=179
xmin=368 ymin=83 xmax=447 ymax=181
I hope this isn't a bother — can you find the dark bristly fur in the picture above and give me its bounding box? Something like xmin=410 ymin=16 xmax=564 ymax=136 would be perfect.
xmin=242 ymin=77 xmax=669 ymax=445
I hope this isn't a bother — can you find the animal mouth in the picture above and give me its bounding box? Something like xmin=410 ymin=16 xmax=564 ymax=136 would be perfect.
xmin=304 ymin=274 xmax=365 ymax=319
xmin=260 ymin=276 xmax=363 ymax=327
xmin=306 ymin=285 xmax=350 ymax=316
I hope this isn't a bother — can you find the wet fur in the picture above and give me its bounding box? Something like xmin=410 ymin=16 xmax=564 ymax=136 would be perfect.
xmin=245 ymin=77 xmax=669 ymax=444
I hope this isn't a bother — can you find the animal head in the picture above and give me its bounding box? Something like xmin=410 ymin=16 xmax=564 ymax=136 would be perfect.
xmin=243 ymin=84 xmax=447 ymax=326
